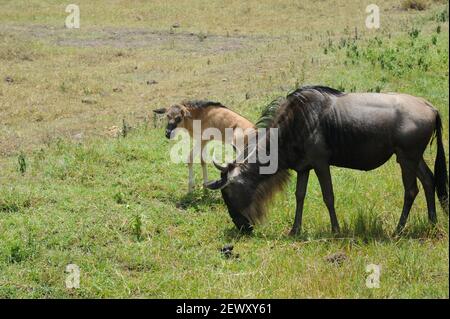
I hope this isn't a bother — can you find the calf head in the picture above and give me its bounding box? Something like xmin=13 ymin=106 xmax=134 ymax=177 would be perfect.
xmin=153 ymin=104 xmax=192 ymax=139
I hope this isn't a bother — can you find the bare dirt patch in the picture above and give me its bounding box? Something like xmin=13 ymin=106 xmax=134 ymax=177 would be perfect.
xmin=0 ymin=24 xmax=269 ymax=157
xmin=1 ymin=24 xmax=258 ymax=53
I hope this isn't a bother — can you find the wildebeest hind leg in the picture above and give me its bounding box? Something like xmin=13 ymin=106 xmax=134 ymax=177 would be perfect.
xmin=290 ymin=170 xmax=310 ymax=236
xmin=417 ymin=158 xmax=437 ymax=224
xmin=314 ymin=164 xmax=340 ymax=233
xmin=395 ymin=156 xmax=420 ymax=234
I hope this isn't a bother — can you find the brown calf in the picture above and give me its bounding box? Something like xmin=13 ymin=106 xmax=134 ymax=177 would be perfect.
xmin=154 ymin=100 xmax=254 ymax=192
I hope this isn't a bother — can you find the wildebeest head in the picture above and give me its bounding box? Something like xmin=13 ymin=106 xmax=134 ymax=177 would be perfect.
xmin=206 ymin=143 xmax=290 ymax=233
xmin=153 ymin=104 xmax=192 ymax=139
xmin=205 ymin=154 xmax=256 ymax=233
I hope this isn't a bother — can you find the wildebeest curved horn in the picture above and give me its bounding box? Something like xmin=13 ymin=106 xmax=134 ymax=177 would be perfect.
xmin=212 ymin=150 xmax=228 ymax=172
xmin=213 ymin=159 xmax=227 ymax=172
xmin=231 ymin=143 xmax=238 ymax=154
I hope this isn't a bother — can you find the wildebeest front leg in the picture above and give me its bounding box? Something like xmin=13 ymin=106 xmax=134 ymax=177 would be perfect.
xmin=289 ymin=170 xmax=310 ymax=236
xmin=314 ymin=164 xmax=340 ymax=233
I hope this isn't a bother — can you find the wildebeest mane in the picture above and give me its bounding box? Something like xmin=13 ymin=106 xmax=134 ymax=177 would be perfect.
xmin=276 ymin=85 xmax=345 ymax=145
xmin=240 ymin=165 xmax=291 ymax=224
xmin=182 ymin=100 xmax=226 ymax=109
xmin=238 ymin=98 xmax=290 ymax=224
xmin=291 ymin=85 xmax=345 ymax=97
xmin=256 ymin=86 xmax=344 ymax=129
xmin=255 ymin=97 xmax=286 ymax=128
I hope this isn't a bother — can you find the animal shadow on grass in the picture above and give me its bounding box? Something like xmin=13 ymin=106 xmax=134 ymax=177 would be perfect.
xmin=176 ymin=188 xmax=223 ymax=211
xmin=304 ymin=209 xmax=446 ymax=243
xmin=337 ymin=208 xmax=390 ymax=243
xmin=400 ymin=215 xmax=448 ymax=241
xmin=229 ymin=207 xmax=447 ymax=243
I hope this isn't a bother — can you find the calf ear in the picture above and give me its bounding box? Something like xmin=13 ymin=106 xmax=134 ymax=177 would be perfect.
xmin=183 ymin=109 xmax=192 ymax=118
xmin=153 ymin=108 xmax=167 ymax=114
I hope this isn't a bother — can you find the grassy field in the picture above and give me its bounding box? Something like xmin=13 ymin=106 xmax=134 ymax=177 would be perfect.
xmin=0 ymin=0 xmax=448 ymax=298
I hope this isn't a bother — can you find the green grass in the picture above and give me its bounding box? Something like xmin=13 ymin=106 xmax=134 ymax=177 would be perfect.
xmin=0 ymin=0 xmax=448 ymax=298
xmin=0 ymin=125 xmax=448 ymax=298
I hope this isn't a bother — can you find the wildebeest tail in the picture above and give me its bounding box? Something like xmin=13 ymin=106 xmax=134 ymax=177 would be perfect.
xmin=434 ymin=112 xmax=449 ymax=214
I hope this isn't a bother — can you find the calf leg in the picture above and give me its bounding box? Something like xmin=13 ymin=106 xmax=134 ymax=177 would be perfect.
xmin=289 ymin=170 xmax=310 ymax=236
xmin=395 ymin=157 xmax=420 ymax=234
xmin=201 ymin=162 xmax=208 ymax=186
xmin=187 ymin=148 xmax=194 ymax=193
xmin=417 ymin=158 xmax=437 ymax=224
xmin=200 ymin=142 xmax=209 ymax=187
xmin=314 ymin=164 xmax=340 ymax=233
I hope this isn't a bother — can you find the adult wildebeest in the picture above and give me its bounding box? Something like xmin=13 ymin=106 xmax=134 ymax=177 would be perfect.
xmin=206 ymin=86 xmax=449 ymax=235
xmin=153 ymin=100 xmax=255 ymax=192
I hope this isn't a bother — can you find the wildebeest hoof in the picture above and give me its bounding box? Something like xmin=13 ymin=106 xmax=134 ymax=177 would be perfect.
xmin=331 ymin=226 xmax=341 ymax=234
xmin=231 ymin=217 xmax=253 ymax=234
xmin=237 ymin=225 xmax=253 ymax=234
xmin=393 ymin=227 xmax=405 ymax=238
xmin=289 ymin=228 xmax=299 ymax=237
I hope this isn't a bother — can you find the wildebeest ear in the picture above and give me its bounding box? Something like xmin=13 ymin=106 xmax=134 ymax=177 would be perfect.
xmin=204 ymin=178 xmax=228 ymax=190
xmin=153 ymin=108 xmax=167 ymax=114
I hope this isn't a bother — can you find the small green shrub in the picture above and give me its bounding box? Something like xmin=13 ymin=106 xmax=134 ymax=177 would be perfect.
xmin=434 ymin=8 xmax=448 ymax=22
xmin=18 ymin=153 xmax=26 ymax=175
xmin=132 ymin=214 xmax=143 ymax=242
xmin=401 ymin=0 xmax=428 ymax=11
